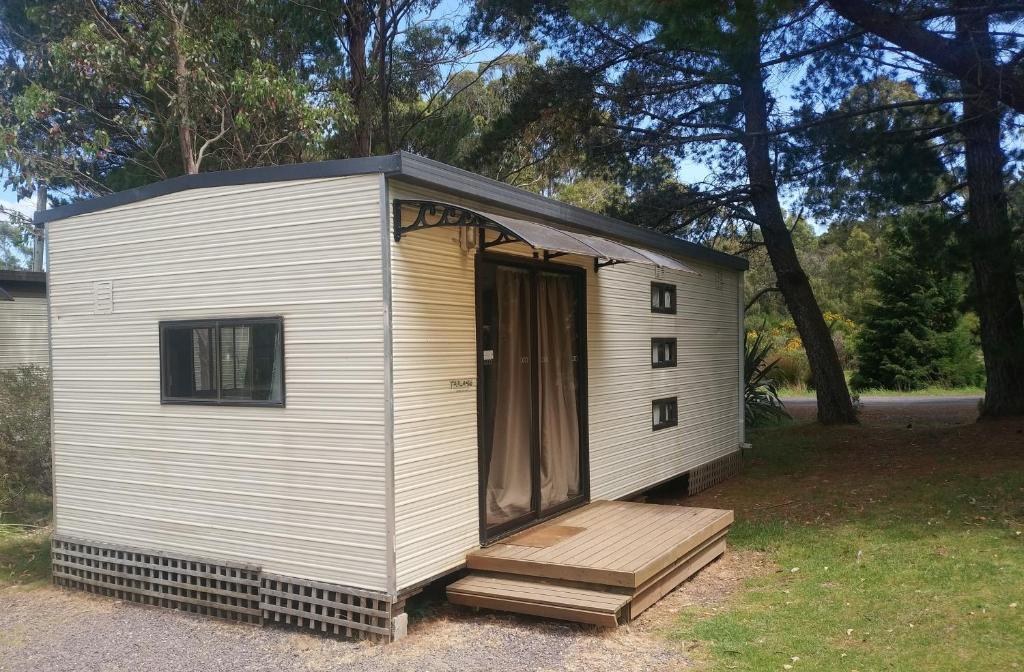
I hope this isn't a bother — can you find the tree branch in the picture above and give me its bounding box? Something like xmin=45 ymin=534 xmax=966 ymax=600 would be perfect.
xmin=825 ymin=0 xmax=1024 ymax=113
xmin=746 ymin=286 xmax=781 ymax=311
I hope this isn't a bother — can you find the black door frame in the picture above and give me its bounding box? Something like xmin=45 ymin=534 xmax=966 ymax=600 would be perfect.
xmin=475 ymin=251 xmax=590 ymax=545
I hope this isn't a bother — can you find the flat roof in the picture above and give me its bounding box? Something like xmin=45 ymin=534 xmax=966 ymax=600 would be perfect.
xmin=35 ymin=152 xmax=748 ymax=271
xmin=0 ymin=270 xmax=46 ymax=286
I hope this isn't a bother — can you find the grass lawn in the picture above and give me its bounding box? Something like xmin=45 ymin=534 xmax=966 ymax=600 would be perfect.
xmin=671 ymin=416 xmax=1024 ymax=671
xmin=0 ymin=493 xmax=52 ymax=588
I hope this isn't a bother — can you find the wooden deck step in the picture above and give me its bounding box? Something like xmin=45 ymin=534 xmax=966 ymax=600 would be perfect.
xmin=446 ymin=574 xmax=630 ymax=627
xmin=452 ymin=501 xmax=733 ymax=626
xmin=467 ymin=501 xmax=734 ymax=588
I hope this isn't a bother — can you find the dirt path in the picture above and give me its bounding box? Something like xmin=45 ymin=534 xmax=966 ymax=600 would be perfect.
xmin=0 ymin=549 xmax=764 ymax=672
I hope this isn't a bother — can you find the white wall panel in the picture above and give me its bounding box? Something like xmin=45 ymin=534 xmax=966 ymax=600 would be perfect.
xmin=47 ymin=175 xmax=389 ymax=590
xmin=388 ymin=185 xmax=479 ymax=591
xmin=0 ymin=289 xmax=49 ymax=369
xmin=585 ymin=261 xmax=742 ymax=499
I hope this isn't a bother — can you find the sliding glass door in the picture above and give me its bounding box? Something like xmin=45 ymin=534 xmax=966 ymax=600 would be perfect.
xmin=477 ymin=258 xmax=586 ymax=541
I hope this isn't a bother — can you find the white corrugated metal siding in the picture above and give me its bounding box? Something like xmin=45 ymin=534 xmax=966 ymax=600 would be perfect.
xmin=387 ymin=181 xmax=742 ymax=592
xmin=389 ymin=185 xmax=479 ymax=591
xmin=47 ymin=175 xmax=390 ymax=590
xmin=0 ymin=289 xmax=49 ymax=369
xmin=586 ymin=259 xmax=741 ymax=500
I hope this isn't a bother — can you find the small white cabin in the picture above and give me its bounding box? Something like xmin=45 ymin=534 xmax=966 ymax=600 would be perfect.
xmin=0 ymin=270 xmax=48 ymax=370
xmin=40 ymin=153 xmax=747 ymax=640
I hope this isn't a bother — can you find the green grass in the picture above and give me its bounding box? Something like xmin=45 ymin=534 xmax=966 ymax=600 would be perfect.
xmin=778 ymin=385 xmax=985 ymax=399
xmin=0 ymin=493 xmax=52 ymax=587
xmin=670 ymin=427 xmax=1023 ymax=671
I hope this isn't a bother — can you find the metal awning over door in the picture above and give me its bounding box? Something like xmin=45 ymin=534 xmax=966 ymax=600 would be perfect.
xmin=393 ymin=199 xmax=699 ymax=274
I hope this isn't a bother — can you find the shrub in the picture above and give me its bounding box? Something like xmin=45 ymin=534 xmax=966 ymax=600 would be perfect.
xmin=745 ymin=328 xmax=791 ymax=427
xmin=0 ymin=365 xmax=51 ymax=514
xmin=767 ymin=350 xmax=812 ymax=389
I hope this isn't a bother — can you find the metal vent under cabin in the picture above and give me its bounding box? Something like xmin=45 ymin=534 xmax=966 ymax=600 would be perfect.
xmin=686 ymin=451 xmax=743 ymax=496
xmin=51 ymin=536 xmax=262 ymax=623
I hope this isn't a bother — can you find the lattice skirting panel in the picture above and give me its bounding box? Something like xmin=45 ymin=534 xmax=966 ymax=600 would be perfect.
xmin=687 ymin=450 xmax=743 ymax=496
xmin=52 ymin=536 xmax=399 ymax=641
xmin=52 ymin=536 xmax=262 ymax=623
xmin=261 ymin=574 xmax=393 ymax=641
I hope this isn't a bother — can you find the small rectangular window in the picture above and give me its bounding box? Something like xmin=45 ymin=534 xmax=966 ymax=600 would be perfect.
xmin=651 ymin=337 xmax=677 ymax=368
xmin=160 ymin=317 xmax=284 ymax=406
xmin=652 ymin=397 xmax=678 ymax=430
xmin=651 ymin=282 xmax=676 ymax=314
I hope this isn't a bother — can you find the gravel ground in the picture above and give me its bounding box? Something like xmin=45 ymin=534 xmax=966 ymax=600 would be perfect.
xmin=0 ymin=551 xmax=765 ymax=672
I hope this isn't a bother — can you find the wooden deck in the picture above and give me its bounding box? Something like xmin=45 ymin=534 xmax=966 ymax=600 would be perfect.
xmin=447 ymin=500 xmax=732 ymax=625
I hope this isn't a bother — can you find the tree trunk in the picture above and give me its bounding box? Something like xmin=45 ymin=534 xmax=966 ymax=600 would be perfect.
xmin=170 ymin=10 xmax=198 ymax=174
xmin=956 ymin=8 xmax=1024 ymax=417
xmin=377 ymin=0 xmax=392 ymax=153
xmin=345 ymin=1 xmax=373 ymax=157
xmin=734 ymin=5 xmax=857 ymax=424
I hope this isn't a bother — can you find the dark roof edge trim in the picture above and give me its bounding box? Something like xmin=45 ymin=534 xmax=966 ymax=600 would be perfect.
xmin=0 ymin=270 xmax=47 ymax=285
xmin=34 ymin=155 xmax=402 ymax=225
xmin=34 ymin=151 xmax=747 ymax=271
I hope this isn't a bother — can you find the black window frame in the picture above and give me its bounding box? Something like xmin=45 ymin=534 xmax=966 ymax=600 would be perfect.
xmin=651 ymin=282 xmax=677 ymax=314
xmin=159 ymin=316 xmax=285 ymax=407
xmin=652 ymin=396 xmax=678 ymax=431
xmin=651 ymin=337 xmax=678 ymax=369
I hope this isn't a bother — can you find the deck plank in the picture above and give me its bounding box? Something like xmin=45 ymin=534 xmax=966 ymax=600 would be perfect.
xmin=467 ymin=500 xmax=732 ymax=588
xmin=447 ymin=573 xmax=629 ymax=626
xmin=456 ymin=500 xmax=733 ymax=626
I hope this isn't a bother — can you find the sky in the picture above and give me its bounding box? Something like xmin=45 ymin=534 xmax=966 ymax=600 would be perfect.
xmin=0 ymin=189 xmax=35 ymax=218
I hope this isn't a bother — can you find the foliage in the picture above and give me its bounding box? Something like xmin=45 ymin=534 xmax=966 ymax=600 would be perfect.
xmin=0 ymin=207 xmax=34 ymax=269
xmin=744 ymin=327 xmax=791 ymax=427
xmin=0 ymin=365 xmax=51 ymax=514
xmin=795 ymin=77 xmax=955 ymax=224
xmin=852 ymin=209 xmax=985 ymax=391
xmin=0 ymin=487 xmax=50 ymax=587
xmin=0 ymin=0 xmax=506 ymax=196
xmin=0 ymin=0 xmax=342 ymax=193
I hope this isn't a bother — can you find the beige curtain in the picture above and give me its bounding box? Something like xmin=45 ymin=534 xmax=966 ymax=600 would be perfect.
xmin=486 ymin=267 xmax=533 ymax=525
xmin=537 ymin=272 xmax=580 ymax=510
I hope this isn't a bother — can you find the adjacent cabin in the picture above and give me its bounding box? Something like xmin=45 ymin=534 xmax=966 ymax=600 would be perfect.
xmin=0 ymin=270 xmax=48 ymax=370
xmin=38 ymin=152 xmax=747 ymax=640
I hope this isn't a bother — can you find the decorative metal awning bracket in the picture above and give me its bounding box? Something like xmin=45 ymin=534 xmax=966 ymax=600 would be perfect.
xmin=594 ymin=258 xmax=623 ymax=272
xmin=391 ymin=197 xmax=503 ymax=242
xmin=480 ymin=229 xmax=522 ymax=250
xmin=543 ymin=250 xmax=568 ymax=261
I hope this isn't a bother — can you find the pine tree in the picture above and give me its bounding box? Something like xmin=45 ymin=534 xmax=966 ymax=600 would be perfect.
xmin=852 ymin=209 xmax=984 ymax=391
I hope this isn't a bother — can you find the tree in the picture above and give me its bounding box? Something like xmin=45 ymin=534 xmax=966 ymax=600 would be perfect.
xmin=490 ymin=0 xmax=860 ymax=422
xmin=819 ymin=0 xmax=1024 ymax=416
xmin=0 ymin=0 xmax=339 ymax=196
xmin=853 ymin=208 xmax=984 ymax=390
xmin=954 ymin=5 xmax=1024 ymax=416
xmin=0 ymin=0 xmax=501 ymax=197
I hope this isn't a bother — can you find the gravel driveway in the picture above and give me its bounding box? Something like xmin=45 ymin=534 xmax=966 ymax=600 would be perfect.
xmin=0 ymin=551 xmax=762 ymax=672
